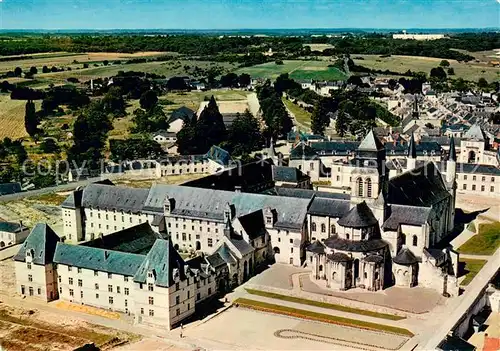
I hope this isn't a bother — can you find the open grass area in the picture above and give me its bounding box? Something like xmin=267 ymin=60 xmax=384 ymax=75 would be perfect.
xmin=236 ymin=60 xmax=347 ymax=81
xmin=352 ymin=54 xmax=499 ymax=82
xmin=460 ymin=259 xmax=487 ymax=286
xmin=458 ymin=221 xmax=500 ymax=255
xmin=234 ymin=298 xmax=413 ymax=337
xmin=245 ymin=288 xmax=404 ymax=321
xmin=282 ymin=97 xmax=311 ymax=131
xmin=25 ymin=192 xmax=68 ymax=206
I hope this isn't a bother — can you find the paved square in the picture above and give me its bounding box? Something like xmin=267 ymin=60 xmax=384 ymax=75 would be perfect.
xmin=185 ymin=307 xmax=409 ymax=350
xmin=246 ymin=264 xmax=307 ymax=290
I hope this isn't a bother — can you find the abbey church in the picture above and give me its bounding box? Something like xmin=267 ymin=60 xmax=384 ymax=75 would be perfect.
xmin=306 ymin=131 xmax=460 ymax=296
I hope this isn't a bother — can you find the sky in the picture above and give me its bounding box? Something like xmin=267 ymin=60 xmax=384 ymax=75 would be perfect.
xmin=0 ymin=0 xmax=498 ymax=30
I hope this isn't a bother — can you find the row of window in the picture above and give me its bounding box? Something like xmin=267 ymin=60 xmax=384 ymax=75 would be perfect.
xmin=170 ymin=224 xmax=219 ymax=234
xmin=462 ymin=184 xmax=495 ymax=192
xmin=20 ymin=285 xmax=40 ymax=296
xmin=463 ymin=175 xmax=495 ymax=182
xmin=66 ymin=266 xmax=131 ymax=281
xmin=401 ymin=234 xmax=418 ymax=247
xmin=311 ymin=223 xmax=336 ymax=234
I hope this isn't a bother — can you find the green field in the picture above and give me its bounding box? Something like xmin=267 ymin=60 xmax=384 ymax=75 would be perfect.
xmin=458 ymin=221 xmax=500 ymax=255
xmin=282 ymin=97 xmax=311 ymax=131
xmin=460 ymin=259 xmax=487 ymax=286
xmin=236 ymin=60 xmax=348 ymax=81
xmin=352 ymin=54 xmax=499 ymax=82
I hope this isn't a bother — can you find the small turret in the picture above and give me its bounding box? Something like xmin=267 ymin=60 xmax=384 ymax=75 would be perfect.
xmin=406 ymin=133 xmax=417 ymax=171
xmin=446 ymin=136 xmax=457 ymax=184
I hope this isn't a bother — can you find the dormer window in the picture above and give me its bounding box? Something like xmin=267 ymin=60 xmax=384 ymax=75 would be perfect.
xmin=147 ymin=272 xmax=153 ymax=278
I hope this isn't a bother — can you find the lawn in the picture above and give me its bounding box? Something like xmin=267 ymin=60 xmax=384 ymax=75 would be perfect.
xmin=236 ymin=60 xmax=347 ymax=81
xmin=245 ymin=288 xmax=404 ymax=321
xmin=234 ymin=298 xmax=413 ymax=337
xmin=458 ymin=221 xmax=500 ymax=255
xmin=352 ymin=54 xmax=499 ymax=82
xmin=460 ymin=259 xmax=487 ymax=286
xmin=282 ymin=97 xmax=311 ymax=131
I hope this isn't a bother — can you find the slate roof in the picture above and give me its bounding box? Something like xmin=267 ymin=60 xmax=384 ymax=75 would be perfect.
xmin=393 ymin=248 xmax=419 ymax=265
xmin=327 ymin=252 xmax=351 ymax=262
xmin=143 ymin=185 xmax=310 ymax=230
xmin=0 ymin=221 xmax=27 ymax=233
xmin=306 ymin=240 xmax=325 ymax=254
xmin=358 ymin=130 xmax=384 ymax=151
xmin=54 ymin=243 xmax=145 ymax=276
xmin=384 ymin=142 xmax=442 ymax=156
xmin=61 ymin=189 xmax=83 ymax=209
xmin=206 ymin=252 xmax=227 ymax=269
xmin=382 ymin=205 xmax=432 ymax=231
xmin=420 ymin=136 xmax=462 ymax=147
xmin=13 ymin=223 xmax=60 ymax=265
xmin=337 ymin=201 xmax=378 ymax=228
xmin=438 ymin=335 xmax=476 ymax=351
xmin=324 ymin=236 xmax=388 ymax=252
xmin=204 ymin=145 xmax=231 ymax=166
xmin=308 ymin=198 xmax=350 ymax=218
xmin=169 ymin=106 xmax=195 ymax=123
xmin=272 ymin=166 xmax=309 ymax=183
xmin=364 ymin=254 xmax=384 ymax=263
xmin=387 ymin=162 xmax=450 ymax=207
xmin=238 ymin=211 xmax=267 ymax=240
xmin=464 ymin=124 xmax=486 ymax=141
xmin=229 ymin=238 xmax=254 ymax=256
xmin=134 ymin=239 xmax=187 ymax=287
xmin=310 ymin=141 xmax=359 ymax=156
xmin=272 ymin=187 xmax=350 ymax=200
xmin=214 ymin=243 xmax=237 ymax=265
xmin=289 ymin=142 xmax=318 ymax=160
xmin=0 ymin=182 xmax=21 ymax=196
xmin=82 ymin=222 xmax=162 ymax=255
xmin=81 ymin=184 xmax=149 ymax=213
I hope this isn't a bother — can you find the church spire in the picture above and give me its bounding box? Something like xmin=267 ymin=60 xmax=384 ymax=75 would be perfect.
xmin=408 ymin=133 xmax=417 ymax=159
xmin=448 ymin=136 xmax=456 ymax=162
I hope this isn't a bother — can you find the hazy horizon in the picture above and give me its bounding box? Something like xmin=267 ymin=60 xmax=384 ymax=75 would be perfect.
xmin=0 ymin=0 xmax=498 ymax=31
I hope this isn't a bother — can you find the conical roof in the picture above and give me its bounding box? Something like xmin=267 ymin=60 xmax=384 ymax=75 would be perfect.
xmin=306 ymin=240 xmax=325 ymax=254
xmin=448 ymin=136 xmax=457 ymax=161
xmin=393 ymin=247 xmax=419 ymax=265
xmin=358 ymin=130 xmax=384 ymax=151
xmin=408 ymin=133 xmax=417 ymax=159
xmin=338 ymin=201 xmax=378 ymax=228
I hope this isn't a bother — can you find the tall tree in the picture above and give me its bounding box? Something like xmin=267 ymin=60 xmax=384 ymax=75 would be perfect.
xmin=176 ymin=118 xmax=198 ymax=155
xmin=477 ymin=78 xmax=489 ymax=90
xmin=29 ymin=66 xmax=38 ymax=75
xmin=226 ymin=109 xmax=262 ymax=156
xmin=14 ymin=67 xmax=22 ymax=77
xmin=139 ymin=90 xmax=158 ymax=110
xmin=196 ymin=96 xmax=226 ymax=152
xmin=24 ymin=100 xmax=38 ymax=137
xmin=311 ymin=98 xmax=331 ymax=136
xmin=102 ymin=86 xmax=126 ymax=116
xmin=132 ymin=105 xmax=169 ymax=133
xmin=335 ymin=109 xmax=350 ymax=137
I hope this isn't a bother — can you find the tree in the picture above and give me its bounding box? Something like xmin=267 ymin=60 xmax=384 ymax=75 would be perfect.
xmin=110 ymin=138 xmax=164 ymax=161
xmin=477 ymin=78 xmax=489 ymax=90
xmin=83 ymin=63 xmax=89 ymax=69
xmin=29 ymin=66 xmax=38 ymax=75
xmin=440 ymin=60 xmax=450 ymax=67
xmin=226 ymin=109 xmax=262 ymax=156
xmin=132 ymin=105 xmax=169 ymax=134
xmin=195 ymin=96 xmax=227 ymax=152
xmin=335 ymin=109 xmax=349 ymax=137
xmin=14 ymin=67 xmax=22 ymax=77
xmin=447 ymin=67 xmax=455 ymax=75
xmin=311 ymin=98 xmax=331 ymax=136
xmin=103 ymin=60 xmax=109 ymax=66
xmin=139 ymin=90 xmax=158 ymax=110
xmin=67 ymin=101 xmax=113 ymax=170
xmin=451 ymin=78 xmax=470 ymax=93
xmin=238 ymin=73 xmax=251 ymax=87
xmin=489 ymin=112 xmax=500 ymax=124
xmin=24 ymin=100 xmax=38 ymax=137
xmin=102 ymin=86 xmax=126 ymax=116
xmin=50 ymin=66 xmax=58 ymax=72
xmin=220 ymin=73 xmax=239 ymax=88
xmin=42 ymin=65 xmax=50 ymax=73
xmin=176 ymin=119 xmax=198 ymax=155
xmin=275 ymin=60 xmax=284 ymax=65
xmin=430 ymin=67 xmax=447 ymax=80
xmin=39 ymin=138 xmax=60 ymax=153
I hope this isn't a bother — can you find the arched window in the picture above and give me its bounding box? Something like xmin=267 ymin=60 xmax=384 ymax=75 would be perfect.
xmin=330 ymin=225 xmax=336 ymax=234
xmin=412 ymin=235 xmax=418 ymax=246
xmin=321 ymin=223 xmax=326 ymax=233
xmin=311 ymin=222 xmax=317 ymax=232
xmin=401 ymin=233 xmax=406 ymax=245
xmin=365 ymin=178 xmax=372 ymax=198
xmin=319 ymin=265 xmax=323 ymax=272
xmin=356 ymin=178 xmax=363 ymax=197
xmin=273 ymin=247 xmax=280 ymax=254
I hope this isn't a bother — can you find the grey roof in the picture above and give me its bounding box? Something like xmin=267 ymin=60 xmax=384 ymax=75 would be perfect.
xmin=438 ymin=335 xmax=475 ymax=351
xmin=143 ymin=185 xmax=310 ymax=230
xmin=134 ymin=239 xmax=187 ymax=287
xmin=229 ymin=238 xmax=254 ymax=256
xmin=337 ymin=201 xmax=378 ymax=228
xmin=272 ymin=166 xmax=309 ymax=183
xmin=382 ymin=205 xmax=432 ymax=231
xmin=206 ymin=252 xmax=227 ymax=268
xmin=13 ymin=223 xmax=60 ymax=265
xmin=387 ymin=162 xmax=450 ymax=207
xmin=358 ymin=130 xmax=384 ymax=151
xmin=308 ymin=198 xmax=350 ymax=218
xmin=61 ymin=189 xmax=83 ymax=209
xmin=364 ymin=254 xmax=384 ymax=263
xmin=0 ymin=221 xmax=27 ymax=233
xmin=214 ymin=243 xmax=237 ymax=265
xmin=464 ymin=124 xmax=486 ymax=141
xmin=273 ymin=187 xmax=350 ymax=200
xmin=327 ymin=252 xmax=351 ymax=262
xmin=324 ymin=236 xmax=388 ymax=252
xmin=0 ymin=182 xmax=21 ymax=196
xmin=169 ymin=106 xmax=195 ymax=123
xmin=238 ymin=211 xmax=266 ymax=240
xmin=289 ymin=142 xmax=318 ymax=160
xmin=393 ymin=248 xmax=419 ymax=265
xmin=82 ymin=222 xmax=162 ymax=255
xmin=54 ymin=243 xmax=144 ymax=276
xmin=306 ymin=240 xmax=325 ymax=254
xmin=81 ymin=184 xmax=149 ymax=213
xmin=420 ymin=136 xmax=462 ymax=147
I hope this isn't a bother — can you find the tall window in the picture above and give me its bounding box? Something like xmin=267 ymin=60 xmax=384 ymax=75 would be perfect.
xmin=356 ymin=178 xmax=363 ymax=197
xmin=401 ymin=233 xmax=406 ymax=245
xmin=311 ymin=222 xmax=317 ymax=232
xmin=320 ymin=223 xmax=326 ymax=233
xmin=365 ymin=178 xmax=372 ymax=198
xmin=412 ymin=235 xmax=418 ymax=246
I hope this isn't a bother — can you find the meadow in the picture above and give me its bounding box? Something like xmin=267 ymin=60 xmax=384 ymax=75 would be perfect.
xmin=352 ymin=54 xmax=499 ymax=82
xmin=236 ymin=60 xmax=347 ymax=81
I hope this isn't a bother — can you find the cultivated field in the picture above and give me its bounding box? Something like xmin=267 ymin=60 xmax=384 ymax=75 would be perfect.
xmin=304 ymin=43 xmax=335 ymax=52
xmin=352 ymin=54 xmax=499 ymax=82
xmin=236 ymin=60 xmax=347 ymax=81
xmin=0 ymin=95 xmax=44 ymax=139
